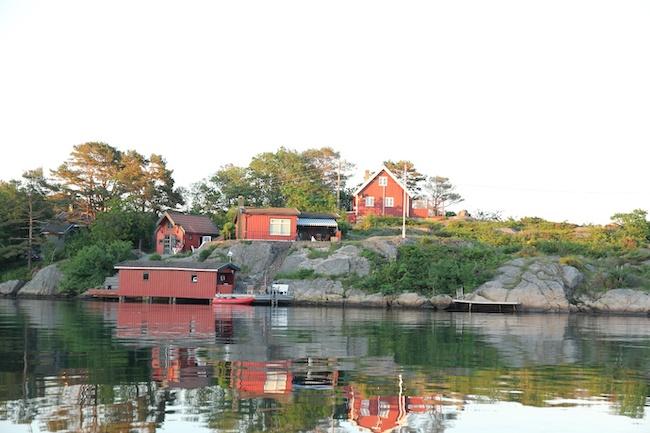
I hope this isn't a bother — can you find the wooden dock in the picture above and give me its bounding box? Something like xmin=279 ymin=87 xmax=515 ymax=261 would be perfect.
xmin=447 ymin=299 xmax=520 ymax=313
xmin=85 ymin=288 xmax=120 ymax=299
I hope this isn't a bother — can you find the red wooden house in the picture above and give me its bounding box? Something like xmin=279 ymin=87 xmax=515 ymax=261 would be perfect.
xmin=235 ymin=208 xmax=340 ymax=241
xmin=351 ymin=166 xmax=429 ymax=221
xmin=155 ymin=211 xmax=219 ymax=255
xmin=115 ymin=260 xmax=240 ymax=301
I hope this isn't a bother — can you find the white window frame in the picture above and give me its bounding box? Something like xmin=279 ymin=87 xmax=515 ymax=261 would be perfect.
xmin=201 ymin=235 xmax=212 ymax=245
xmin=378 ymin=176 xmax=388 ymax=186
xmin=365 ymin=196 xmax=375 ymax=207
xmin=269 ymin=218 xmax=291 ymax=236
xmin=385 ymin=197 xmax=394 ymax=208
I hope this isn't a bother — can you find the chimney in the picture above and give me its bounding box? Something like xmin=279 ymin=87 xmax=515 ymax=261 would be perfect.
xmin=238 ymin=195 xmax=245 ymax=207
xmin=364 ymin=170 xmax=371 ymax=181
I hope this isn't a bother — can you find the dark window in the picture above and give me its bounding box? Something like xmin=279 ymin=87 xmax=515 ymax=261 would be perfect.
xmin=167 ymin=222 xmax=173 ymax=229
xmin=143 ymin=272 xmax=149 ymax=281
xmin=191 ymin=274 xmax=198 ymax=283
xmin=189 ymin=235 xmax=193 ymax=240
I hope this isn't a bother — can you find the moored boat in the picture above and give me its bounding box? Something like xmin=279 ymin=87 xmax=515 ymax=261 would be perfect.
xmin=213 ymin=295 xmax=255 ymax=305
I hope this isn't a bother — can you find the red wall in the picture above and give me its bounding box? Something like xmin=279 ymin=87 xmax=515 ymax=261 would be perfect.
xmin=117 ymin=268 xmax=218 ymax=299
xmin=355 ymin=169 xmax=413 ymax=218
xmin=236 ymin=214 xmax=298 ymax=241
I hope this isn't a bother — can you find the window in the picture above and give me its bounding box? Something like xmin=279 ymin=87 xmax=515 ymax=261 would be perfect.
xmin=385 ymin=197 xmax=394 ymax=207
xmin=167 ymin=222 xmax=173 ymax=229
xmin=270 ymin=218 xmax=291 ymax=236
xmin=191 ymin=274 xmax=198 ymax=283
xmin=365 ymin=196 xmax=375 ymax=207
xmin=201 ymin=235 xmax=212 ymax=244
xmin=378 ymin=176 xmax=388 ymax=186
xmin=189 ymin=235 xmax=193 ymax=240
xmin=143 ymin=272 xmax=149 ymax=281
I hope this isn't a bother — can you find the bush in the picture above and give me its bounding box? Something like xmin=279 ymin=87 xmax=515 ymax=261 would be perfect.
xmin=559 ymin=255 xmax=585 ymax=269
xmin=0 ymin=265 xmax=32 ymax=283
xmin=149 ymin=253 xmax=162 ymax=261
xmin=198 ymin=245 xmax=217 ymax=262
xmin=275 ymin=269 xmax=318 ymax=280
xmin=337 ymin=220 xmax=352 ymax=236
xmin=59 ymin=240 xmax=134 ymax=294
xmin=353 ymin=242 xmax=507 ymax=296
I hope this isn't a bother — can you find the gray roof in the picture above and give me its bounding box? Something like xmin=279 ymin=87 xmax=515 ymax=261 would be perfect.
xmin=115 ymin=260 xmax=240 ymax=272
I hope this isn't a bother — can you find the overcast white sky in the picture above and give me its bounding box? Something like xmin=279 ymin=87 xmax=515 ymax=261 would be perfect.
xmin=1 ymin=0 xmax=648 ymax=224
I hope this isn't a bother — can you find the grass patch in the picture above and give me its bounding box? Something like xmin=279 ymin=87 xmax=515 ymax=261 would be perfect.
xmin=275 ymin=269 xmax=320 ymax=280
xmin=198 ymin=245 xmax=217 ymax=262
xmin=169 ymin=250 xmax=193 ymax=259
xmin=148 ymin=253 xmax=162 ymax=261
xmin=306 ymin=243 xmax=341 ymax=260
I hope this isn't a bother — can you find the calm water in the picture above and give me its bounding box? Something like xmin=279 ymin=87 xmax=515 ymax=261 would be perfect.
xmin=0 ymin=300 xmax=649 ymax=433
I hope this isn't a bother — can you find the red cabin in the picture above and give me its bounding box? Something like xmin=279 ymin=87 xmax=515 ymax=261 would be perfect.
xmin=352 ymin=166 xmax=430 ymax=220
xmin=115 ymin=260 xmax=240 ymax=301
xmin=155 ymin=211 xmax=219 ymax=255
xmin=235 ymin=207 xmax=340 ymax=241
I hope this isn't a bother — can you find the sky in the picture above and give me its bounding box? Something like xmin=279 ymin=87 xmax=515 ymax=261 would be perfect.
xmin=0 ymin=0 xmax=648 ymax=224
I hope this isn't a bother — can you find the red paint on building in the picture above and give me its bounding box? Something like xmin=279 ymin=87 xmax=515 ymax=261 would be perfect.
xmin=353 ymin=167 xmax=419 ymax=219
xmin=231 ymin=360 xmax=293 ymax=401
xmin=115 ymin=261 xmax=239 ymax=300
xmin=155 ymin=211 xmax=219 ymax=255
xmin=235 ymin=208 xmax=300 ymax=241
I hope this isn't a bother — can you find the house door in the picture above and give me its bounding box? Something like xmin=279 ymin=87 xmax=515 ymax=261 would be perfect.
xmin=163 ymin=236 xmax=176 ymax=254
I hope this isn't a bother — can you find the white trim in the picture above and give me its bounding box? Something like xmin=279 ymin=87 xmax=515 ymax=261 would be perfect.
xmin=353 ymin=166 xmax=413 ymax=198
xmin=365 ymin=196 xmax=375 ymax=207
xmin=385 ymin=197 xmax=394 ymax=207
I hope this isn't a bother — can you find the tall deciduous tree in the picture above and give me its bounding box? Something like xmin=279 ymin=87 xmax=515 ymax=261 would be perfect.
xmin=52 ymin=142 xmax=122 ymax=218
xmin=424 ymin=176 xmax=463 ymax=216
xmin=383 ymin=160 xmax=425 ymax=196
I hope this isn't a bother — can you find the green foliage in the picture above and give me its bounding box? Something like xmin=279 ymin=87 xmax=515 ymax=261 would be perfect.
xmin=168 ymin=250 xmax=193 ymax=259
xmin=59 ymin=240 xmax=135 ymax=294
xmin=148 ymin=253 xmax=162 ymax=261
xmin=90 ymin=208 xmax=156 ymax=251
xmin=611 ymin=209 xmax=650 ymax=249
xmin=275 ymin=268 xmax=318 ymax=280
xmin=52 ymin=142 xmax=183 ymax=217
xmin=337 ymin=219 xmax=351 ymax=236
xmin=0 ymin=265 xmax=32 ymax=283
xmin=198 ymin=245 xmax=217 ymax=262
xmin=306 ymin=244 xmax=340 ymax=259
xmin=353 ymin=241 xmax=507 ymax=296
xmin=559 ymin=255 xmax=585 ymax=269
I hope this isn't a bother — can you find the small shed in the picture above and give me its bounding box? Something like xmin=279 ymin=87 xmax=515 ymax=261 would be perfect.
xmin=115 ymin=260 xmax=240 ymax=301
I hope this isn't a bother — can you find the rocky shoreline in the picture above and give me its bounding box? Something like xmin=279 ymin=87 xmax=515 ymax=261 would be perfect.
xmin=3 ymin=240 xmax=650 ymax=316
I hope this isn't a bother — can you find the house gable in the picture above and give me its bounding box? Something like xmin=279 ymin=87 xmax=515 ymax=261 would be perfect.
xmin=353 ymin=166 xmax=412 ymax=198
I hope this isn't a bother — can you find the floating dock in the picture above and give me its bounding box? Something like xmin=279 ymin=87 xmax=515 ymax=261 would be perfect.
xmin=447 ymin=299 xmax=520 ymax=313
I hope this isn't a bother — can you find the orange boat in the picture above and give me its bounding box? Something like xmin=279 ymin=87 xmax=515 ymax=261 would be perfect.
xmin=213 ymin=295 xmax=255 ymax=305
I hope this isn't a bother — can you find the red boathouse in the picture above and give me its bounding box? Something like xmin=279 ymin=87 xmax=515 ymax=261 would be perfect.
xmin=115 ymin=260 xmax=240 ymax=301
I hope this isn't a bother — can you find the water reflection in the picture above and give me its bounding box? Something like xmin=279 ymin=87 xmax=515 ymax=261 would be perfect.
xmin=0 ymin=299 xmax=649 ymax=432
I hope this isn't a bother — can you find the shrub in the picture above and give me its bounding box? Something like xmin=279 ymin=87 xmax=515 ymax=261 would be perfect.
xmin=353 ymin=242 xmax=507 ymax=296
xmin=275 ymin=269 xmax=318 ymax=280
xmin=198 ymin=245 xmax=217 ymax=262
xmin=559 ymin=255 xmax=585 ymax=269
xmin=0 ymin=265 xmax=32 ymax=283
xmin=337 ymin=220 xmax=352 ymax=236
xmin=149 ymin=253 xmax=162 ymax=261
xmin=59 ymin=240 xmax=134 ymax=294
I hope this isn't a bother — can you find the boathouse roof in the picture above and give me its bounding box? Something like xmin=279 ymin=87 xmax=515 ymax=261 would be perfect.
xmin=115 ymin=260 xmax=240 ymax=272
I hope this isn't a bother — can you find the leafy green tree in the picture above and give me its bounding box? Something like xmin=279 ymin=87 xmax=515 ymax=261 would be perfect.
xmin=611 ymin=209 xmax=650 ymax=248
xmin=90 ymin=207 xmax=156 ymax=251
xmin=424 ymin=176 xmax=464 ymax=216
xmin=383 ymin=160 xmax=425 ymax=196
xmin=59 ymin=240 xmax=134 ymax=294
